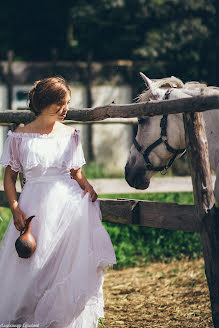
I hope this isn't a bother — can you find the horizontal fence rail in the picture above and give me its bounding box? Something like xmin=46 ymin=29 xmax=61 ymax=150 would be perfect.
xmin=100 ymin=198 xmax=198 ymax=232
xmin=0 ymin=191 xmax=199 ymax=233
xmin=0 ymin=95 xmax=219 ymax=124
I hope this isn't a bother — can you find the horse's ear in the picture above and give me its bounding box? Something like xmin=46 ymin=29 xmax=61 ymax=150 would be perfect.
xmin=139 ymin=72 xmax=153 ymax=90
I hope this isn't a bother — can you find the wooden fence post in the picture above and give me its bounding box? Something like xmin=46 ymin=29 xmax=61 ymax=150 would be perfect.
xmin=183 ymin=112 xmax=219 ymax=327
xmin=85 ymin=51 xmax=94 ymax=162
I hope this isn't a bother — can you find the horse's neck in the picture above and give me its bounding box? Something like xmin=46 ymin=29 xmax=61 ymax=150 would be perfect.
xmin=183 ymin=85 xmax=219 ymax=97
xmin=171 ymin=110 xmax=219 ymax=171
xmin=203 ymin=110 xmax=219 ymax=170
xmin=168 ymin=113 xmax=186 ymax=149
xmin=171 ymin=86 xmax=219 ymax=171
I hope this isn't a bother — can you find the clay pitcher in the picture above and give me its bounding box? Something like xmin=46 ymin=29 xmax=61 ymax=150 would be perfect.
xmin=15 ymin=215 xmax=36 ymax=258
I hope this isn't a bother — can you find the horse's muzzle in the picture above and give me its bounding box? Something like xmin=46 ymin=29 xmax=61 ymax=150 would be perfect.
xmin=125 ymin=163 xmax=150 ymax=190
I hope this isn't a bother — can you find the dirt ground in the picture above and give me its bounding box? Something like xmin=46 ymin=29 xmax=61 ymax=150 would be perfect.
xmin=100 ymin=258 xmax=213 ymax=328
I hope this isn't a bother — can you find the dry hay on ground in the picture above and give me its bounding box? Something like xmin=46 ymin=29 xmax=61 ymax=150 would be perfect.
xmin=101 ymin=258 xmax=213 ymax=328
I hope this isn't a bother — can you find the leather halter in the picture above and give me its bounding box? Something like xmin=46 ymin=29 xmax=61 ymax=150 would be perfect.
xmin=133 ymin=89 xmax=186 ymax=175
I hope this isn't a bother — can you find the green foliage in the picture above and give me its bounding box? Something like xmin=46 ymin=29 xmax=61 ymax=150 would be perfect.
xmin=0 ymin=207 xmax=12 ymax=241
xmin=83 ymin=161 xmax=124 ymax=179
xmin=0 ymin=1 xmax=216 ymax=86
xmin=99 ymin=192 xmax=202 ymax=268
xmin=83 ymin=156 xmax=189 ymax=178
xmin=70 ymin=0 xmax=145 ymax=61
xmin=83 ymin=161 xmax=106 ymax=179
xmin=104 ymin=222 xmax=201 ymax=268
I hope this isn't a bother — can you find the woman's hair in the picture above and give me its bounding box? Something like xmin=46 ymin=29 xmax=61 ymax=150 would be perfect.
xmin=28 ymin=77 xmax=71 ymax=116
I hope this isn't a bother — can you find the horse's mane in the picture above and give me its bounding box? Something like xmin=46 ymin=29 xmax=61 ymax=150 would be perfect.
xmin=137 ymin=76 xmax=219 ymax=102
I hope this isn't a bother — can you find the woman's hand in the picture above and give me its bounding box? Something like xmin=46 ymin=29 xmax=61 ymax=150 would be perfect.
xmin=83 ymin=184 xmax=98 ymax=202
xmin=12 ymin=207 xmax=28 ymax=232
xmin=71 ymin=168 xmax=98 ymax=202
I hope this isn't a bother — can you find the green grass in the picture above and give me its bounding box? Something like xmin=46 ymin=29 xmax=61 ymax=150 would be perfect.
xmin=0 ymin=192 xmax=202 ymax=268
xmin=0 ymin=207 xmax=12 ymax=241
xmin=99 ymin=192 xmax=194 ymax=204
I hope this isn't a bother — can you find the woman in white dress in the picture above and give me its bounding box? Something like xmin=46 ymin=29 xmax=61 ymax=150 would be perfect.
xmin=0 ymin=77 xmax=116 ymax=327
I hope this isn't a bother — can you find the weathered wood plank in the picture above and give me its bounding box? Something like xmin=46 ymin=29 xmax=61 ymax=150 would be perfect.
xmin=0 ymin=95 xmax=219 ymax=124
xmin=183 ymin=112 xmax=219 ymax=327
xmin=100 ymin=198 xmax=136 ymax=225
xmin=138 ymin=201 xmax=197 ymax=232
xmin=0 ymin=192 xmax=198 ymax=232
xmin=100 ymin=198 xmax=198 ymax=232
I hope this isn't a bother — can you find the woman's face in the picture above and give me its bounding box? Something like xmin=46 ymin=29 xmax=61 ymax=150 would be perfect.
xmin=41 ymin=92 xmax=71 ymax=121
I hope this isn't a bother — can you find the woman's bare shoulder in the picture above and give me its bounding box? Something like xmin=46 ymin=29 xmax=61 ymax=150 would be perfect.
xmin=13 ymin=124 xmax=27 ymax=133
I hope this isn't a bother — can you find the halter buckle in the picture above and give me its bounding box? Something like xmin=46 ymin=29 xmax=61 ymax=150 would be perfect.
xmin=160 ymin=167 xmax=168 ymax=175
xmin=146 ymin=163 xmax=153 ymax=170
xmin=161 ymin=135 xmax=168 ymax=142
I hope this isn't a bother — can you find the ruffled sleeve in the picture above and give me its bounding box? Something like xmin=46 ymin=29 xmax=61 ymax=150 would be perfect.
xmin=65 ymin=130 xmax=86 ymax=170
xmin=0 ymin=134 xmax=22 ymax=173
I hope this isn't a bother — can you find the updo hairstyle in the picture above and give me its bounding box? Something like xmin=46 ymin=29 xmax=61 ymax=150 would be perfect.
xmin=28 ymin=77 xmax=71 ymax=116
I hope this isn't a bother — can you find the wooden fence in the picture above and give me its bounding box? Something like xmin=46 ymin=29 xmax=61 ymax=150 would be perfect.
xmin=1 ymin=95 xmax=219 ymax=327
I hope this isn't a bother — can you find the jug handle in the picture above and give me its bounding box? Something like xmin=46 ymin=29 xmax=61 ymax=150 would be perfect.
xmin=20 ymin=215 xmax=35 ymax=236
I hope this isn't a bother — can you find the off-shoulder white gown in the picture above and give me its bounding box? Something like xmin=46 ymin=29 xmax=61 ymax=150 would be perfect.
xmin=0 ymin=128 xmax=116 ymax=328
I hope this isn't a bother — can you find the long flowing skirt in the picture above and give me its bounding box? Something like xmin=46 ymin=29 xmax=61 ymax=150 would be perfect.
xmin=0 ymin=176 xmax=116 ymax=327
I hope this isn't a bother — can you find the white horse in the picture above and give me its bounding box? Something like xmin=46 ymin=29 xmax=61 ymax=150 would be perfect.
xmin=125 ymin=73 xmax=219 ymax=203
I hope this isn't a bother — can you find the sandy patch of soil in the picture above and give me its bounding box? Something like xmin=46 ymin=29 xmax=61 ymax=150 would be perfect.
xmin=101 ymin=258 xmax=213 ymax=328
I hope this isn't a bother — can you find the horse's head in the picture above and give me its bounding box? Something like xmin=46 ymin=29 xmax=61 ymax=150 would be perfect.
xmin=125 ymin=73 xmax=189 ymax=189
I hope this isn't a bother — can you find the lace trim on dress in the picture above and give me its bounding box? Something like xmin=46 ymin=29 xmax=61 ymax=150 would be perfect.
xmin=0 ymin=133 xmax=23 ymax=172
xmin=7 ymin=128 xmax=80 ymax=139
xmin=0 ymin=128 xmax=86 ymax=172
xmin=1 ymin=159 xmax=22 ymax=172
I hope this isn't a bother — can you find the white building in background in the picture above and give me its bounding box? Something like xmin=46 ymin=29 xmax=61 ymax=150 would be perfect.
xmin=92 ymin=85 xmax=133 ymax=175
xmin=1 ymin=83 xmax=133 ymax=175
xmin=69 ymin=84 xmax=134 ymax=175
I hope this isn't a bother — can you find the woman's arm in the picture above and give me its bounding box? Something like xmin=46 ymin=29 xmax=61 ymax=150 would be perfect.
xmin=4 ymin=166 xmax=27 ymax=231
xmin=70 ymin=168 xmax=97 ymax=202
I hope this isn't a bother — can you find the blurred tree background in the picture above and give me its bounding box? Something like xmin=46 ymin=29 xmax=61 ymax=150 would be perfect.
xmin=0 ymin=0 xmax=217 ymax=85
